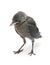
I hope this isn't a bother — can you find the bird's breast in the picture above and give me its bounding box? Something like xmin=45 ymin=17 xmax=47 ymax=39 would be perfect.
xmin=14 ymin=22 xmax=32 ymax=39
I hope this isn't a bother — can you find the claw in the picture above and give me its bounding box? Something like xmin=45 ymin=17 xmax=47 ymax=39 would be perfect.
xmin=28 ymin=52 xmax=36 ymax=56
xmin=28 ymin=50 xmax=36 ymax=56
xmin=13 ymin=49 xmax=23 ymax=54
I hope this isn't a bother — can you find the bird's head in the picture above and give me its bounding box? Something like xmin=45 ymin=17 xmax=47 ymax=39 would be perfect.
xmin=10 ymin=11 xmax=27 ymax=26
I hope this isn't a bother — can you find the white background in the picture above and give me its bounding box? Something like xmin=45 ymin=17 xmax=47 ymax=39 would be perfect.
xmin=0 ymin=0 xmax=50 ymax=65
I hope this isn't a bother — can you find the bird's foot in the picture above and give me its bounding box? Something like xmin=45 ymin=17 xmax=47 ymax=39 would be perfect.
xmin=28 ymin=50 xmax=36 ymax=56
xmin=13 ymin=49 xmax=23 ymax=54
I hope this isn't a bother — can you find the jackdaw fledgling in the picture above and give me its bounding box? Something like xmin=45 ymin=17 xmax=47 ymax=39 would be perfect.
xmin=10 ymin=11 xmax=42 ymax=55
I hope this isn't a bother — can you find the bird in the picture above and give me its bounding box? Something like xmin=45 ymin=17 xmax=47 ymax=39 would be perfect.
xmin=10 ymin=11 xmax=42 ymax=56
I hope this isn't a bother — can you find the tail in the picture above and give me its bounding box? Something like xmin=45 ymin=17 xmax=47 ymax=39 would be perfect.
xmin=35 ymin=32 xmax=42 ymax=39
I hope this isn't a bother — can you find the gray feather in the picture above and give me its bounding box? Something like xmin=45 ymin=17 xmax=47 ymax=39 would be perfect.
xmin=10 ymin=11 xmax=42 ymax=39
xmin=26 ymin=16 xmax=41 ymax=38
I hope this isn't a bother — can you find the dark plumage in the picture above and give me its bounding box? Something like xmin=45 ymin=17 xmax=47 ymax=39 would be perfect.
xmin=10 ymin=11 xmax=42 ymax=55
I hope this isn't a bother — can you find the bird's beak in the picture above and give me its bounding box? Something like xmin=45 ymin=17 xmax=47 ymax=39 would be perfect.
xmin=10 ymin=21 xmax=19 ymax=26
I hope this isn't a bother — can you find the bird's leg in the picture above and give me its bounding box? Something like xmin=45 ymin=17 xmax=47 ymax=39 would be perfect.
xmin=13 ymin=38 xmax=26 ymax=54
xmin=28 ymin=40 xmax=36 ymax=56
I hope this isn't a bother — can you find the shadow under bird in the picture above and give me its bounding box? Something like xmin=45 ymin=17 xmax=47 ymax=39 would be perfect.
xmin=10 ymin=11 xmax=42 ymax=56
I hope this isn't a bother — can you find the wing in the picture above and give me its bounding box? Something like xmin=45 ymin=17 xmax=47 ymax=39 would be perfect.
xmin=27 ymin=16 xmax=41 ymax=38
